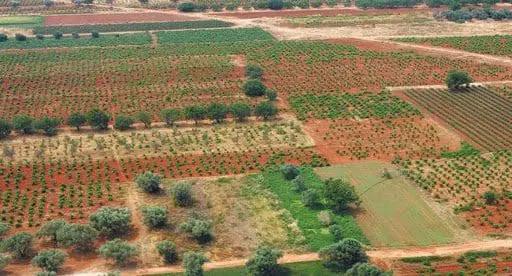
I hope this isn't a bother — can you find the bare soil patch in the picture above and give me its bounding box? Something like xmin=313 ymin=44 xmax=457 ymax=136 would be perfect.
xmin=44 ymin=12 xmax=202 ymax=26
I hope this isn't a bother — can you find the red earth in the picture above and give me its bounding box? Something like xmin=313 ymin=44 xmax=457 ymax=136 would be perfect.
xmin=44 ymin=12 xmax=202 ymax=26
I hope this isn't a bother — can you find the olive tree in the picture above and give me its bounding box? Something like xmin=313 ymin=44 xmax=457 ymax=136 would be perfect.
xmin=33 ymin=117 xmax=60 ymax=136
xmin=160 ymin=109 xmax=181 ymax=127
xmin=37 ymin=219 xmax=68 ymax=246
xmin=12 ymin=115 xmax=33 ymax=134
xmin=0 ymin=254 xmax=11 ymax=271
xmin=141 ymin=206 xmax=168 ymax=229
xmin=179 ymin=218 xmax=213 ymax=244
xmin=280 ymin=164 xmax=300 ymax=180
xmin=346 ymin=262 xmax=388 ymax=276
xmin=183 ymin=251 xmax=208 ymax=276
xmin=319 ymin=239 xmax=368 ymax=272
xmin=136 ymin=171 xmax=162 ymax=193
xmin=156 ymin=240 xmax=177 ymax=264
xmin=90 ymin=207 xmax=131 ymax=237
xmin=184 ymin=105 xmax=206 ymax=125
xmin=243 ymin=79 xmax=266 ymax=97
xmin=245 ymin=64 xmax=263 ymax=79
xmin=245 ymin=246 xmax=282 ymax=276
xmin=67 ymin=113 xmax=86 ymax=131
xmin=171 ymin=181 xmax=194 ymax=207
xmin=135 ymin=111 xmax=152 ymax=128
xmin=229 ymin=103 xmax=251 ymax=122
xmin=0 ymin=222 xmax=11 ymax=236
xmin=255 ymin=101 xmax=278 ymax=120
xmin=31 ymin=250 xmax=67 ymax=272
xmin=0 ymin=120 xmax=12 ymax=139
xmin=56 ymin=223 xmax=98 ymax=251
xmin=98 ymin=239 xmax=138 ymax=266
xmin=3 ymin=232 xmax=34 ymax=259
xmin=446 ymin=70 xmax=472 ymax=90
xmin=113 ymin=115 xmax=134 ymax=131
xmin=324 ymin=178 xmax=360 ymax=212
xmin=86 ymin=108 xmax=110 ymax=130
xmin=206 ymin=102 xmax=228 ymax=123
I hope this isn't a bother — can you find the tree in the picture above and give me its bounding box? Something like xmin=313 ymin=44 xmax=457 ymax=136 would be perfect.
xmin=346 ymin=262 xmax=388 ymax=276
xmin=245 ymin=64 xmax=263 ymax=79
xmin=37 ymin=220 xmax=68 ymax=246
xmin=0 ymin=222 xmax=10 ymax=236
xmin=87 ymin=109 xmax=110 ymax=130
xmin=98 ymin=239 xmax=138 ymax=266
xmin=268 ymin=0 xmax=284 ymax=10
xmin=324 ymin=178 xmax=360 ymax=212
xmin=329 ymin=224 xmax=344 ymax=241
xmin=207 ymin=103 xmax=228 ymax=123
xmin=0 ymin=120 xmax=12 ymax=139
xmin=0 ymin=254 xmax=11 ymax=271
xmin=178 ymin=2 xmax=196 ymax=12
xmin=136 ymin=111 xmax=152 ymax=128
xmin=113 ymin=115 xmax=134 ymax=131
xmin=171 ymin=181 xmax=194 ymax=207
xmin=179 ymin=218 xmax=213 ymax=244
xmin=319 ymin=239 xmax=368 ymax=272
xmin=12 ymin=115 xmax=33 ymax=134
xmin=67 ymin=113 xmax=86 ymax=131
xmin=90 ymin=207 xmax=131 ymax=237
xmin=184 ymin=105 xmax=206 ymax=125
xmin=156 ymin=240 xmax=177 ymax=264
xmin=280 ymin=164 xmax=300 ymax=180
xmin=183 ymin=251 xmax=208 ymax=276
xmin=446 ymin=70 xmax=472 ymax=90
xmin=301 ymin=189 xmax=321 ymax=208
xmin=483 ymin=191 xmax=498 ymax=205
xmin=142 ymin=206 xmax=168 ymax=229
xmin=31 ymin=250 xmax=67 ymax=272
xmin=255 ymin=102 xmax=278 ymax=120
xmin=243 ymin=79 xmax=266 ymax=97
xmin=229 ymin=103 xmax=251 ymax=122
xmin=245 ymin=246 xmax=282 ymax=276
xmin=56 ymin=223 xmax=98 ymax=251
xmin=291 ymin=175 xmax=306 ymax=192
xmin=135 ymin=171 xmax=162 ymax=193
xmin=33 ymin=117 xmax=59 ymax=136
xmin=3 ymin=232 xmax=34 ymax=259
xmin=266 ymin=89 xmax=277 ymax=101
xmin=160 ymin=109 xmax=181 ymax=127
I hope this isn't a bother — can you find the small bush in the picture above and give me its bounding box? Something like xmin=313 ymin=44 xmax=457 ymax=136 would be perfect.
xmin=0 ymin=33 xmax=7 ymax=42
xmin=156 ymin=240 xmax=177 ymax=264
xmin=114 ymin=115 xmax=134 ymax=131
xmin=268 ymin=0 xmax=284 ymax=9
xmin=245 ymin=64 xmax=264 ymax=79
xmin=183 ymin=252 xmax=208 ymax=276
xmin=36 ymin=33 xmax=44 ymax=40
xmin=15 ymin=33 xmax=27 ymax=41
xmin=53 ymin=31 xmax=63 ymax=39
xmin=91 ymin=31 xmax=100 ymax=38
xmin=280 ymin=164 xmax=300 ymax=180
xmin=171 ymin=181 xmax=194 ymax=207
xmin=141 ymin=206 xmax=168 ymax=229
xmin=266 ymin=89 xmax=277 ymax=101
xmin=178 ymin=2 xmax=196 ymax=12
xmin=318 ymin=210 xmax=333 ymax=226
xmin=98 ymin=239 xmax=138 ymax=266
xmin=291 ymin=175 xmax=306 ymax=192
xmin=243 ymin=79 xmax=266 ymax=97
xmin=179 ymin=217 xmax=213 ymax=244
xmin=135 ymin=171 xmax=162 ymax=193
xmin=301 ymin=189 xmax=321 ymax=208
xmin=329 ymin=224 xmax=344 ymax=241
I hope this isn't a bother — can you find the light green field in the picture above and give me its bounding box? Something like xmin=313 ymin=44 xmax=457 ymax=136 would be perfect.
xmin=316 ymin=162 xmax=455 ymax=247
xmin=0 ymin=16 xmax=44 ymax=28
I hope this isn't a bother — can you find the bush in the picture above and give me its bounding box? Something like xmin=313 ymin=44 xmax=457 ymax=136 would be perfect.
xmin=37 ymin=220 xmax=68 ymax=245
xmin=0 ymin=222 xmax=11 ymax=236
xmin=36 ymin=272 xmax=57 ymax=276
xmin=3 ymin=232 xmax=34 ymax=259
xmin=244 ymin=79 xmax=266 ymax=97
xmin=90 ymin=207 xmax=131 ymax=237
xmin=44 ymin=0 xmax=54 ymax=7
xmin=135 ymin=111 xmax=152 ymax=128
xmin=86 ymin=109 xmax=110 ymax=130
xmin=113 ymin=115 xmax=133 ymax=131
xmin=483 ymin=191 xmax=498 ymax=205
xmin=446 ymin=70 xmax=472 ymax=90
xmin=207 ymin=102 xmax=228 ymax=123
xmin=291 ymin=175 xmax=306 ymax=192
xmin=266 ymin=89 xmax=277 ymax=101
xmin=346 ymin=262 xmax=388 ymax=275
xmin=91 ymin=31 xmax=100 ymax=38
xmin=12 ymin=114 xmax=33 ymax=134
xmin=31 ymin=250 xmax=67 ymax=272
xmin=311 ymin=0 xmax=323 ymax=7
xmin=156 ymin=240 xmax=177 ymax=264
xmin=226 ymin=3 xmax=238 ymax=10
xmin=56 ymin=223 xmax=98 ymax=251
xmin=179 ymin=2 xmax=196 ymax=12
xmin=319 ymin=239 xmax=368 ymax=272
xmin=172 ymin=181 xmax=194 ymax=207
xmin=98 ymin=239 xmax=138 ymax=265
xmin=142 ymin=206 xmax=168 ymax=229
xmin=229 ymin=103 xmax=251 ymax=122
xmin=183 ymin=251 xmax=208 ymax=276
xmin=53 ymin=31 xmax=63 ymax=39
xmin=0 ymin=33 xmax=7 ymax=42
xmin=329 ymin=224 xmax=344 ymax=241
xmin=33 ymin=117 xmax=59 ymax=136
xmin=71 ymin=32 xmax=80 ymax=39
xmin=355 ymin=0 xmax=421 ymax=9
xmin=268 ymin=0 xmax=284 ymax=9
xmin=0 ymin=120 xmax=12 ymax=140
xmin=318 ymin=210 xmax=333 ymax=226
xmin=280 ymin=164 xmax=300 ymax=180
xmin=324 ymin=178 xmax=360 ymax=211
xmin=160 ymin=109 xmax=181 ymax=127
xmin=67 ymin=113 xmax=86 ymax=131
xmin=255 ymin=101 xmax=278 ymax=120
xmin=36 ymin=33 xmax=44 ymax=40
xmin=245 ymin=246 xmax=283 ymax=276
xmin=245 ymin=64 xmax=264 ymax=79
xmin=135 ymin=171 xmax=162 ymax=193
xmin=15 ymin=33 xmax=26 ymax=41
xmin=0 ymin=254 xmax=11 ymax=271
xmin=301 ymin=189 xmax=321 ymax=208
xmin=179 ymin=217 xmax=213 ymax=244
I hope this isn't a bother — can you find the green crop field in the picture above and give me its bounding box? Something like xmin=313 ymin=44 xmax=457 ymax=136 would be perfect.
xmin=0 ymin=15 xmax=43 ymax=27
xmin=316 ymin=162 xmax=455 ymax=247
xmin=157 ymin=27 xmax=275 ymax=44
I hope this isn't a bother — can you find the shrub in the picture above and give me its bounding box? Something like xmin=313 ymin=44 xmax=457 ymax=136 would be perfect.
xmin=141 ymin=206 xmax=168 ymax=229
xmin=98 ymin=239 xmax=138 ymax=265
xmin=244 ymin=79 xmax=266 ymax=97
xmin=31 ymin=250 xmax=67 ymax=272
xmin=266 ymin=89 xmax=277 ymax=101
xmin=91 ymin=31 xmax=100 ymax=38
xmin=311 ymin=0 xmax=323 ymax=7
xmin=37 ymin=220 xmax=68 ymax=246
xmin=172 ymin=181 xmax=194 ymax=207
xmin=179 ymin=217 xmax=213 ymax=244
xmin=319 ymin=239 xmax=368 ymax=272
xmin=245 ymin=64 xmax=264 ymax=79
xmin=179 ymin=2 xmax=196 ymax=12
xmin=268 ymin=0 xmax=284 ymax=9
xmin=318 ymin=210 xmax=333 ymax=226
xmin=346 ymin=262 xmax=388 ymax=275
xmin=72 ymin=32 xmax=80 ymax=39
xmin=56 ymin=223 xmax=98 ymax=251
xmin=301 ymin=189 xmax=321 ymax=208
xmin=15 ymin=33 xmax=26 ymax=41
xmin=0 ymin=222 xmax=11 ymax=236
xmin=53 ymin=32 xmax=63 ymax=39
xmin=135 ymin=111 xmax=152 ymax=128
xmin=446 ymin=70 xmax=472 ymax=90
xmin=156 ymin=240 xmax=177 ymax=264
xmin=0 ymin=254 xmax=11 ymax=271
xmin=160 ymin=109 xmax=181 ymax=127
xmin=183 ymin=251 xmax=208 ymax=276
xmin=226 ymin=3 xmax=238 ymax=10
xmin=324 ymin=178 xmax=360 ymax=212
xmin=86 ymin=109 xmax=110 ymax=130
xmin=329 ymin=224 xmax=344 ymax=241
xmin=206 ymin=102 xmax=228 ymax=123
xmin=229 ymin=103 xmax=251 ymax=122
xmin=43 ymin=0 xmax=54 ymax=7
xmin=90 ymin=207 xmax=131 ymax=237
xmin=280 ymin=164 xmax=300 ymax=180
xmin=36 ymin=272 xmax=57 ymax=276
xmin=114 ymin=115 xmax=134 ymax=131
xmin=0 ymin=33 xmax=7 ymax=42
xmin=3 ymin=232 xmax=34 ymax=259
xmin=36 ymin=33 xmax=44 ymax=39
xmin=483 ymin=191 xmax=498 ymax=205
xmin=0 ymin=120 xmax=12 ymax=139
xmin=245 ymin=246 xmax=283 ymax=276
xmin=291 ymin=175 xmax=306 ymax=192
xmin=67 ymin=113 xmax=87 ymax=131
xmin=33 ymin=117 xmax=60 ymax=136
xmin=135 ymin=171 xmax=162 ymax=193
xmin=255 ymin=101 xmax=278 ymax=120
xmin=12 ymin=114 xmax=33 ymax=134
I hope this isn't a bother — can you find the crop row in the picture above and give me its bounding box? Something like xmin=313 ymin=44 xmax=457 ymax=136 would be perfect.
xmin=156 ymin=27 xmax=275 ymax=44
xmin=32 ymin=20 xmax=233 ymax=35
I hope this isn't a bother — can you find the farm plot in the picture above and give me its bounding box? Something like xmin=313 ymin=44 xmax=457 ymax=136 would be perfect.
xmin=316 ymin=162 xmax=456 ymax=247
xmin=492 ymin=83 xmax=512 ymax=101
xmin=157 ymin=27 xmax=275 ymax=44
xmin=44 ymin=12 xmax=203 ymax=26
xmin=402 ymin=85 xmax=512 ymax=151
xmin=400 ymin=151 xmax=512 ymax=233
xmin=0 ymin=15 xmax=43 ymax=28
xmin=32 ymin=20 xmax=233 ymax=35
xmin=394 ymin=35 xmax=512 ymax=58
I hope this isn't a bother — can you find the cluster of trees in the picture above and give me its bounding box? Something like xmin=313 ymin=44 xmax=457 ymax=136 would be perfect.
xmin=435 ymin=7 xmax=512 ymax=22
xmin=177 ymin=0 xmax=350 ymax=12
xmin=0 ymin=31 xmax=101 ymax=43
xmin=427 ymin=0 xmax=502 ymax=8
xmin=355 ymin=0 xmax=422 ymax=8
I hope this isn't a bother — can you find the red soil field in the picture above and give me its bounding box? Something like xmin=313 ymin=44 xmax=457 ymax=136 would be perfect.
xmin=44 ymin=12 xmax=202 ymax=26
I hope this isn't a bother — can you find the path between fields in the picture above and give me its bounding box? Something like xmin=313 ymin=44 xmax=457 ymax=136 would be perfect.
xmin=127 ymin=239 xmax=512 ymax=275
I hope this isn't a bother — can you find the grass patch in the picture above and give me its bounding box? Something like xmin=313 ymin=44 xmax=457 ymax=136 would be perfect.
xmin=441 ymin=142 xmax=480 ymax=159
xmin=316 ymin=162 xmax=455 ymax=247
xmin=157 ymin=27 xmax=275 ymax=44
xmin=0 ymin=16 xmax=44 ymax=28
xmin=151 ymin=261 xmax=341 ymax=276
xmin=255 ymin=167 xmax=368 ymax=251
xmin=0 ymin=33 xmax=151 ymax=49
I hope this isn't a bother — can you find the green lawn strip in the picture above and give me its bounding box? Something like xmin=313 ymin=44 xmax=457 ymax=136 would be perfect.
xmin=256 ymin=167 xmax=368 ymax=251
xmin=316 ymin=162 xmax=455 ymax=247
xmin=0 ymin=15 xmax=44 ymax=28
xmin=151 ymin=261 xmax=341 ymax=276
xmin=33 ymin=20 xmax=233 ymax=35
xmin=157 ymin=27 xmax=275 ymax=44
xmin=0 ymin=33 xmax=151 ymax=49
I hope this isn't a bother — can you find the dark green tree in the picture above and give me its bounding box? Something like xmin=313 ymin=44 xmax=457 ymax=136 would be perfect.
xmin=245 ymin=64 xmax=264 ymax=79
xmin=33 ymin=117 xmax=60 ymax=136
xmin=114 ymin=115 xmax=134 ymax=131
xmin=184 ymin=105 xmax=206 ymax=125
xmin=86 ymin=109 xmax=110 ymax=130
xmin=245 ymin=246 xmax=282 ymax=276
xmin=31 ymin=250 xmax=67 ymax=272
xmin=346 ymin=262 xmax=389 ymax=276
xmin=446 ymin=70 xmax=472 ymax=90
xmin=207 ymin=103 xmax=228 ymax=123
xmin=98 ymin=239 xmax=138 ymax=266
xmin=319 ymin=239 xmax=368 ymax=272
xmin=229 ymin=103 xmax=251 ymax=122
xmin=135 ymin=171 xmax=162 ymax=193
xmin=255 ymin=102 xmax=278 ymax=120
xmin=160 ymin=109 xmax=181 ymax=127
xmin=280 ymin=164 xmax=300 ymax=180
xmin=324 ymin=178 xmax=360 ymax=212
xmin=90 ymin=207 xmax=131 ymax=237
xmin=0 ymin=120 xmax=12 ymax=139
xmin=156 ymin=240 xmax=177 ymax=264
xmin=244 ymin=79 xmax=266 ymax=97
xmin=67 ymin=113 xmax=86 ymax=131
xmin=12 ymin=115 xmax=33 ymax=134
